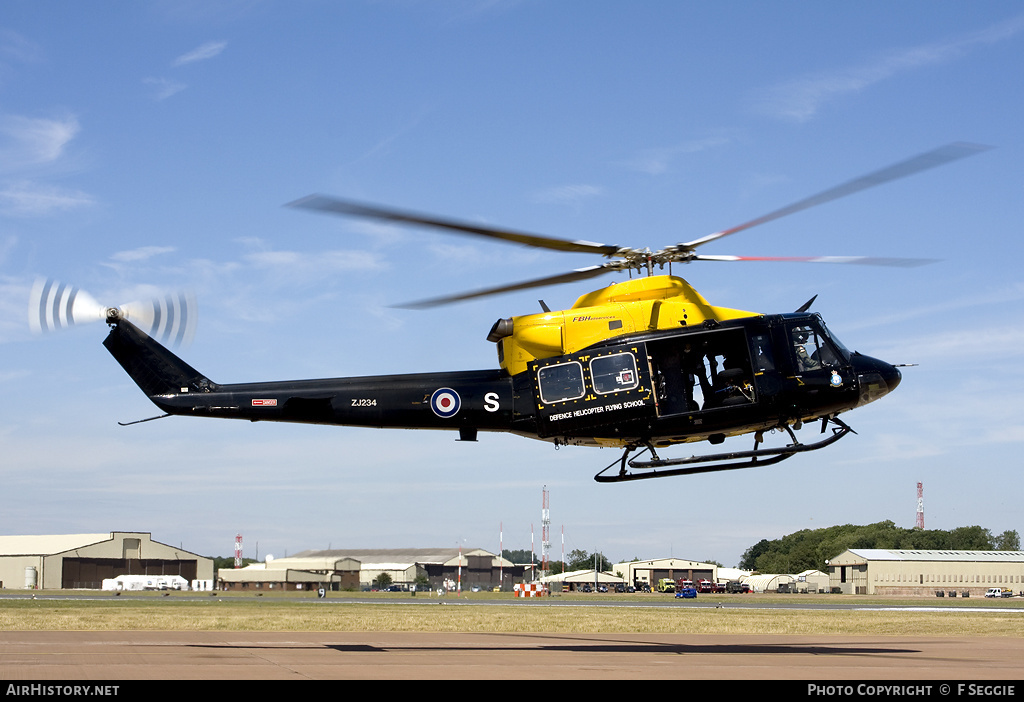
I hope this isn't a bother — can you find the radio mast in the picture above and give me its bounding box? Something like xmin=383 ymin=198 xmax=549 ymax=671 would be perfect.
xmin=915 ymin=482 xmax=924 ymax=530
xmin=541 ymin=486 xmax=551 ymax=576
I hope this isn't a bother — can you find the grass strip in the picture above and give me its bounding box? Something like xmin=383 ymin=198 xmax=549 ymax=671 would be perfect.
xmin=1 ymin=599 xmax=1022 ymax=637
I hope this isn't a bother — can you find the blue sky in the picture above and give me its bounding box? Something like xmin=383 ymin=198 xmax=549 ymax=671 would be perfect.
xmin=2 ymin=1 xmax=1023 ymax=568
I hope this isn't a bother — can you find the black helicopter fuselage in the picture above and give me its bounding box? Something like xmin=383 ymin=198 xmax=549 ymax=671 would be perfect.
xmin=76 ymin=143 xmax=987 ymax=480
xmin=103 ymin=310 xmax=900 ymax=450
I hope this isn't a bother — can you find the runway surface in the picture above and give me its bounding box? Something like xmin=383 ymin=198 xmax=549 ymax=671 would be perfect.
xmin=3 ymin=630 xmax=1023 ymax=680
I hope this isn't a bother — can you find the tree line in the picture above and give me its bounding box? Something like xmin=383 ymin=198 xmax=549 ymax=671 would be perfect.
xmin=502 ymin=548 xmax=612 ymax=574
xmin=739 ymin=521 xmax=1021 ymax=574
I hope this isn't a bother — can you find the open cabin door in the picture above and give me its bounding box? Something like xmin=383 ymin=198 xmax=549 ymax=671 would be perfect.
xmin=532 ymin=342 xmax=656 ymax=439
xmin=646 ymin=326 xmax=768 ymax=418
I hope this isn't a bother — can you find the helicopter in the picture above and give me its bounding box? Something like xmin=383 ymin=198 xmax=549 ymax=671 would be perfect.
xmin=31 ymin=143 xmax=987 ymax=483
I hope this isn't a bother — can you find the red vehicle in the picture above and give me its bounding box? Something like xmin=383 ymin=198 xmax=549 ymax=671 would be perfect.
xmin=697 ymin=579 xmax=726 ymax=593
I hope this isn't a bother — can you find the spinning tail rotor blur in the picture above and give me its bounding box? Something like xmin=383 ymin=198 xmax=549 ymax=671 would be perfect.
xmin=29 ymin=278 xmax=197 ymax=348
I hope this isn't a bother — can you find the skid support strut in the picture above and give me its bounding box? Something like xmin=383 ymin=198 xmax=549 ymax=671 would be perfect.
xmin=594 ymin=417 xmax=854 ymax=483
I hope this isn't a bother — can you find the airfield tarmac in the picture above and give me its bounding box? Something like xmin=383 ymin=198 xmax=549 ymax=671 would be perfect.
xmin=3 ymin=594 xmax=1023 ymax=681
xmin=3 ymin=629 xmax=1024 ymax=680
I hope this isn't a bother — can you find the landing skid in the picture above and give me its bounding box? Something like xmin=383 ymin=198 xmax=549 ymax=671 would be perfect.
xmin=594 ymin=417 xmax=854 ymax=483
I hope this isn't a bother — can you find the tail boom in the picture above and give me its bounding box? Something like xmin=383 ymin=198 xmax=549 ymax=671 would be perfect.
xmin=104 ymin=319 xmax=517 ymax=433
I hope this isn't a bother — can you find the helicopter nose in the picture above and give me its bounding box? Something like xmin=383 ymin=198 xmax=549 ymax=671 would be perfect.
xmin=881 ymin=362 xmax=902 ymax=393
xmin=854 ymin=354 xmax=901 ymax=406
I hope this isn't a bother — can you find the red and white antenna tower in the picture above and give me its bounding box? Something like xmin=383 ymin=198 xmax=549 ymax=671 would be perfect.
xmin=530 ymin=523 xmax=534 ymax=578
xmin=915 ymin=482 xmax=924 ymax=530
xmin=234 ymin=533 xmax=243 ymax=568
xmin=541 ymin=486 xmax=551 ymax=575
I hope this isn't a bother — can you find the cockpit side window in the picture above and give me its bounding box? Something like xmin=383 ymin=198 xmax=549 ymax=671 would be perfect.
xmin=789 ymin=323 xmax=841 ymax=371
xmin=819 ymin=320 xmax=852 ymax=361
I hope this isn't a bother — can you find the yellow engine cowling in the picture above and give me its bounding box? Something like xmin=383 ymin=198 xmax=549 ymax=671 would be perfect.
xmin=495 ymin=275 xmax=759 ymax=376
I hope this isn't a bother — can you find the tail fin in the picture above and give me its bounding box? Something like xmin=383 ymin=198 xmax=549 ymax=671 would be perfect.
xmin=103 ymin=319 xmax=215 ymax=397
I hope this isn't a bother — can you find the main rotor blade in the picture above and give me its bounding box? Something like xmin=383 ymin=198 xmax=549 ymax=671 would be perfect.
xmin=396 ymin=265 xmax=614 ymax=309
xmin=682 ymin=142 xmax=991 ymax=250
xmin=288 ymin=195 xmax=623 ymax=256
xmin=693 ymin=254 xmax=938 ymax=267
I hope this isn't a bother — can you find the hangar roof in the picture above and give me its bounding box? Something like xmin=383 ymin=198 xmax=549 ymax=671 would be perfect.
xmin=841 ymin=549 xmax=1024 ymax=563
xmin=0 ymin=532 xmax=208 ymax=560
xmin=262 ymin=556 xmax=361 ymax=571
xmin=540 ymin=569 xmax=625 ymax=584
xmin=0 ymin=533 xmax=122 ymax=556
xmin=614 ymin=558 xmax=717 ymax=570
xmin=290 ymin=548 xmax=512 ymax=568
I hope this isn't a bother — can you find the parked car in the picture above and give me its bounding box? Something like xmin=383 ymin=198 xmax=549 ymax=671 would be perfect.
xmin=675 ymin=584 xmax=697 ymax=599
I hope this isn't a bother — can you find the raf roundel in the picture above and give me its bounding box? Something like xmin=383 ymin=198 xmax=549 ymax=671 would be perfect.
xmin=430 ymin=388 xmax=461 ymax=418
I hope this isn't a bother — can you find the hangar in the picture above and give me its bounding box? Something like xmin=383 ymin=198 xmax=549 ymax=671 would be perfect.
xmin=744 ymin=573 xmax=796 ymax=593
xmin=223 ymin=548 xmax=526 ymax=591
xmin=827 ymin=549 xmax=1024 ymax=596
xmin=217 ymin=555 xmax=361 ymax=591
xmin=0 ymin=532 xmax=213 ymax=590
xmin=612 ymin=557 xmax=718 ymax=589
xmin=794 ymin=569 xmax=830 ymax=593
xmin=540 ymin=569 xmax=626 ymax=591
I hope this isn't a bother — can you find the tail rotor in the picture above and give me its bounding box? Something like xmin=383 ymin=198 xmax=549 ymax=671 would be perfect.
xmin=29 ymin=278 xmax=197 ymax=347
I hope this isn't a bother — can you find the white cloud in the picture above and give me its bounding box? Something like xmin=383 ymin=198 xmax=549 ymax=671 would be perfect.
xmin=110 ymin=246 xmax=177 ymax=263
xmin=235 ymin=238 xmax=386 ymax=284
xmin=872 ymin=325 xmax=1024 ymax=367
xmin=844 ymin=282 xmax=1024 ymax=335
xmin=0 ymin=181 xmax=93 ymax=216
xmin=172 ymin=40 xmax=227 ymax=67
xmin=752 ymin=13 xmax=1024 ymax=122
xmin=531 ymin=184 xmax=605 ymax=205
xmin=243 ymin=248 xmax=383 ymax=275
xmin=0 ymin=113 xmax=92 ymax=214
xmin=143 ymin=77 xmax=187 ymax=101
xmin=619 ymin=136 xmax=731 ymax=175
xmin=0 ymin=114 xmax=79 ymax=171
xmin=145 ymin=41 xmax=226 ymax=101
xmin=0 ymin=29 xmax=43 ymax=65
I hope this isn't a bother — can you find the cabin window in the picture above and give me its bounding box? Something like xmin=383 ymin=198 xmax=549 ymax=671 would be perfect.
xmin=537 ymin=361 xmax=585 ymax=404
xmin=590 ymin=352 xmax=639 ymax=395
